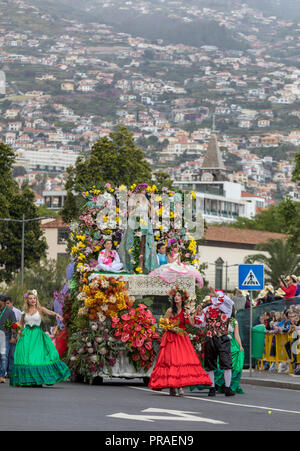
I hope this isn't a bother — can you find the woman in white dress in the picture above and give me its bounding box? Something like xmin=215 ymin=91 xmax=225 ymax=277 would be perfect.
xmin=97 ymin=239 xmax=124 ymax=273
xmin=150 ymin=241 xmax=203 ymax=289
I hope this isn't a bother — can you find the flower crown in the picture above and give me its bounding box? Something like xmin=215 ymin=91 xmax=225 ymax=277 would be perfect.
xmin=134 ymin=184 xmax=149 ymax=193
xmin=167 ymin=238 xmax=178 ymax=248
xmin=168 ymin=286 xmax=189 ymax=302
xmin=24 ymin=289 xmax=38 ymax=299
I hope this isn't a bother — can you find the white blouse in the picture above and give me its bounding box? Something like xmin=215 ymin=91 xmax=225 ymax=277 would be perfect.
xmin=24 ymin=311 xmax=42 ymax=327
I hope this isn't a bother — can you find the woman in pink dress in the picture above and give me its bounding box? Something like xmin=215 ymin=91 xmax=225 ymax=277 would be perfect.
xmin=150 ymin=242 xmax=203 ymax=288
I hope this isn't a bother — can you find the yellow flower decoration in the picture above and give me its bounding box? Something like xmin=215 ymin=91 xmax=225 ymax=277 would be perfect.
xmin=78 ymin=253 xmax=86 ymax=261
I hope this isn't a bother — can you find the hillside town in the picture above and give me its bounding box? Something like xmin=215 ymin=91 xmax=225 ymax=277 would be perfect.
xmin=2 ymin=1 xmax=300 ymax=432
xmin=0 ymin=0 xmax=300 ymax=216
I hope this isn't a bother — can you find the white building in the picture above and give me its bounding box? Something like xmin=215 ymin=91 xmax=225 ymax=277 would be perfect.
xmin=174 ymin=132 xmax=262 ymax=223
xmin=17 ymin=149 xmax=78 ymax=172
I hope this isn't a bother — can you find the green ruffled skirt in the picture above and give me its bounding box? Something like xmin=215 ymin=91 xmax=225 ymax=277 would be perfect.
xmin=10 ymin=326 xmax=71 ymax=387
xmin=189 ymin=337 xmax=244 ymax=394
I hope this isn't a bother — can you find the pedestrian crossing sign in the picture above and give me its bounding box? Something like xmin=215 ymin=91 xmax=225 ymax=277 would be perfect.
xmin=238 ymin=264 xmax=264 ymax=291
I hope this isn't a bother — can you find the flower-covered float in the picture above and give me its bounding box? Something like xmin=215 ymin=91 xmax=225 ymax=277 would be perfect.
xmin=55 ymin=183 xmax=207 ymax=384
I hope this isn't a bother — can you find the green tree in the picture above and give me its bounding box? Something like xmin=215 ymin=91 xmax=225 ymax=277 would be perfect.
xmin=244 ymin=238 xmax=300 ymax=286
xmin=61 ymin=126 xmax=152 ymax=222
xmin=153 ymin=171 xmax=174 ymax=191
xmin=292 ymin=149 xmax=300 ymax=187
xmin=0 ymin=143 xmax=47 ymax=283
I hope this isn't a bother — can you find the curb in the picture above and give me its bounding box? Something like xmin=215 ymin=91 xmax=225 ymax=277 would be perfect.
xmin=241 ymin=377 xmax=300 ymax=391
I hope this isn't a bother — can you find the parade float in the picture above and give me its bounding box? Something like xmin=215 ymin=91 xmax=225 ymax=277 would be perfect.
xmin=54 ymin=183 xmax=207 ymax=384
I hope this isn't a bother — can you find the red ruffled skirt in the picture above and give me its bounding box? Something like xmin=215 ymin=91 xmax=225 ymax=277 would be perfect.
xmin=149 ymin=331 xmax=212 ymax=390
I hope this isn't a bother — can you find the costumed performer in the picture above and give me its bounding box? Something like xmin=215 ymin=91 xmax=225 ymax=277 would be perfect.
xmin=190 ymin=305 xmax=244 ymax=394
xmin=97 ymin=238 xmax=124 ymax=273
xmin=119 ymin=184 xmax=159 ymax=274
xmin=150 ymin=241 xmax=203 ymax=289
xmin=10 ymin=290 xmax=71 ymax=387
xmin=194 ymin=287 xmax=235 ymax=397
xmin=149 ymin=287 xmax=212 ymax=397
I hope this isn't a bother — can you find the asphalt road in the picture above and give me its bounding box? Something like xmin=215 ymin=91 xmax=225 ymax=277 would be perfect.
xmin=1 ymin=379 xmax=300 ymax=432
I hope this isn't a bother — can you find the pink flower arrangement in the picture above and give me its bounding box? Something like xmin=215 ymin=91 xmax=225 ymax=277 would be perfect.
xmin=112 ymin=304 xmax=160 ymax=372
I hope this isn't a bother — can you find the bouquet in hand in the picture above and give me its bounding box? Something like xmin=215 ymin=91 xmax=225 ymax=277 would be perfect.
xmin=3 ymin=319 xmax=22 ymax=333
xmin=159 ymin=318 xmax=187 ymax=337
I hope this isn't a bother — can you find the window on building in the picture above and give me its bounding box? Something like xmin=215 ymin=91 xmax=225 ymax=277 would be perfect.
xmin=215 ymin=257 xmax=224 ymax=291
xmin=57 ymin=228 xmax=70 ymax=244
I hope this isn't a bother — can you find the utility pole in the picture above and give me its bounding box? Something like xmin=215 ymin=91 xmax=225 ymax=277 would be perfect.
xmin=0 ymin=216 xmax=51 ymax=284
xmin=21 ymin=214 xmax=25 ymax=284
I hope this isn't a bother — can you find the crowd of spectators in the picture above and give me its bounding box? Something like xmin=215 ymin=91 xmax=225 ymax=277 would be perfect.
xmin=230 ymin=275 xmax=300 ymax=375
xmin=258 ymin=306 xmax=300 ymax=374
xmin=231 ymin=274 xmax=300 ymax=313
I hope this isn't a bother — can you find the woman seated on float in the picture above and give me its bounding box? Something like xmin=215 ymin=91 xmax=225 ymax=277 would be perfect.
xmin=150 ymin=240 xmax=203 ymax=289
xmin=97 ymin=239 xmax=124 ymax=273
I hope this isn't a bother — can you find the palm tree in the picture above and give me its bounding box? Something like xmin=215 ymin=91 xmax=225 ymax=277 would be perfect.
xmin=244 ymin=238 xmax=300 ymax=286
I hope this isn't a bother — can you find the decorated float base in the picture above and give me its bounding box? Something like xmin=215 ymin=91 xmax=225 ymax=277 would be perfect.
xmin=89 ymin=273 xmax=196 ymax=297
xmin=66 ymin=274 xmax=197 ymax=386
xmin=86 ymin=354 xmax=154 ymax=386
xmin=70 ymin=275 xmax=195 ymax=385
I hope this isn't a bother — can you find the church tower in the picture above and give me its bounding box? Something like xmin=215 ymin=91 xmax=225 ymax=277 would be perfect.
xmin=197 ymin=123 xmax=228 ymax=182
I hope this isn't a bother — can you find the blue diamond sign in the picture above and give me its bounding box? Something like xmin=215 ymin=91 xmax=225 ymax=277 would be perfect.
xmin=238 ymin=264 xmax=264 ymax=291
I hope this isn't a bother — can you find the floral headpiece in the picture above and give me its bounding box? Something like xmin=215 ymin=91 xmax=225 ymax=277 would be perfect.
xmin=168 ymin=286 xmax=189 ymax=302
xmin=134 ymin=184 xmax=149 ymax=193
xmin=25 ymin=289 xmax=38 ymax=298
xmin=167 ymin=238 xmax=177 ymax=248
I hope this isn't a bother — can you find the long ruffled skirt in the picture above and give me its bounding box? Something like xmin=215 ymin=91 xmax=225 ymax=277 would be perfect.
xmin=10 ymin=326 xmax=71 ymax=387
xmin=149 ymin=331 xmax=212 ymax=390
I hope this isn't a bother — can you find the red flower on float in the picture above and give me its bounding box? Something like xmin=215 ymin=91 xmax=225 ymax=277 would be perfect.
xmin=113 ymin=304 xmax=160 ymax=372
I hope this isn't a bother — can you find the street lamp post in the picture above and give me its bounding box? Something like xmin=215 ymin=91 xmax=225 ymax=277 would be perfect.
xmin=0 ymin=216 xmax=51 ymax=284
xmin=21 ymin=214 xmax=25 ymax=284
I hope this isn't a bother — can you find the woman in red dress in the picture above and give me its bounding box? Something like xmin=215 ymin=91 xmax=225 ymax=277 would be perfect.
xmin=149 ymin=288 xmax=212 ymax=397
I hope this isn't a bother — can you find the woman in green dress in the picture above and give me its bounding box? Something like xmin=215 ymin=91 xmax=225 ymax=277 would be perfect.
xmin=10 ymin=290 xmax=71 ymax=387
xmin=190 ymin=307 xmax=244 ymax=394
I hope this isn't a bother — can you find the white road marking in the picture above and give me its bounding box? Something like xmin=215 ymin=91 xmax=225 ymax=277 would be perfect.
xmin=107 ymin=407 xmax=226 ymax=424
xmin=130 ymin=386 xmax=300 ymax=415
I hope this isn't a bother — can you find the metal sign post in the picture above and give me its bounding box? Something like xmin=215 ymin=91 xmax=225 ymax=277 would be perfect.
xmin=250 ymin=291 xmax=253 ymax=377
xmin=238 ymin=264 xmax=264 ymax=377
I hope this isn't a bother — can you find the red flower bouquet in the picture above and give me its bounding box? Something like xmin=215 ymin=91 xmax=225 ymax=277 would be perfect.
xmin=113 ymin=304 xmax=160 ymax=372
